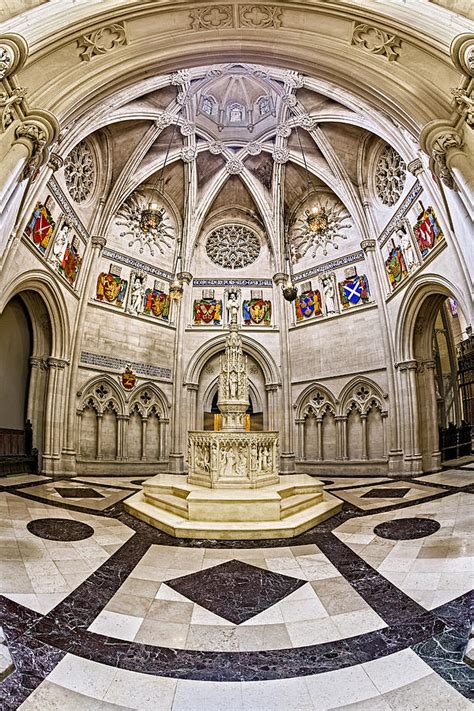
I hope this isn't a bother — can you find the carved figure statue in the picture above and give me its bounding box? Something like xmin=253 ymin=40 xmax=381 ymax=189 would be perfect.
xmin=229 ymin=369 xmax=238 ymax=398
xmin=397 ymin=226 xmax=416 ymax=270
xmin=226 ymin=287 xmax=240 ymax=324
xmin=322 ymin=274 xmax=336 ymax=314
xmin=49 ymin=222 xmax=70 ymax=265
xmin=128 ymin=273 xmax=145 ymax=315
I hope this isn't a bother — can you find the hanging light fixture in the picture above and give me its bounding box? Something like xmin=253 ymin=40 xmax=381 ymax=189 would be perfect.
xmin=139 ymin=117 xmax=179 ymax=232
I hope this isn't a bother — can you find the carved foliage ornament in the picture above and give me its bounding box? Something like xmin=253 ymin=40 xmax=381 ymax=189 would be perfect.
xmin=77 ymin=22 xmax=127 ymax=62
xmin=0 ymin=47 xmax=12 ymax=79
xmin=64 ymin=139 xmax=96 ymax=203
xmin=351 ymin=23 xmax=401 ymax=62
xmin=374 ymin=145 xmax=406 ymax=207
xmin=206 ymin=224 xmax=260 ymax=269
xmin=239 ymin=5 xmax=282 ymax=29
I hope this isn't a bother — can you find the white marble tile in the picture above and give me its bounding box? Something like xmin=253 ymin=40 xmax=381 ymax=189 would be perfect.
xmin=362 ymin=649 xmax=432 ymax=693
xmin=47 ymin=654 xmax=116 ymax=699
xmin=89 ymin=610 xmax=143 ymax=640
xmin=305 ymin=665 xmax=381 ymax=709
xmin=173 ymin=679 xmax=242 ymax=710
xmin=105 ymin=667 xmax=177 ymax=710
xmin=382 ymin=672 xmax=472 ymax=710
xmin=242 ymin=677 xmax=313 ymax=710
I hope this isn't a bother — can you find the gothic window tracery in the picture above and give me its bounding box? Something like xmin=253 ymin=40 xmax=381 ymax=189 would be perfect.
xmin=374 ymin=145 xmax=406 ymax=206
xmin=64 ymin=139 xmax=96 ymax=204
xmin=205 ymin=224 xmax=261 ymax=269
xmin=227 ymin=102 xmax=246 ymax=123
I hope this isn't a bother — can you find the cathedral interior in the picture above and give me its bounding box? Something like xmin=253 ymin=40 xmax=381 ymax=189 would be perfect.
xmin=0 ymin=0 xmax=473 ymax=708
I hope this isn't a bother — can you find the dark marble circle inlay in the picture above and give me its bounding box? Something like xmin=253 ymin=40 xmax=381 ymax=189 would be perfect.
xmin=374 ymin=517 xmax=440 ymax=540
xmin=27 ymin=518 xmax=94 ymax=541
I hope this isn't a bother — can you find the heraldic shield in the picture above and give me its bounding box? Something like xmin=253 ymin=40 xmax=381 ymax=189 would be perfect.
xmin=413 ymin=205 xmax=444 ymax=257
xmin=97 ymin=272 xmax=128 ymax=306
xmin=295 ymin=290 xmax=321 ymax=321
xmin=144 ymin=289 xmax=170 ymax=320
xmin=59 ymin=241 xmax=82 ymax=286
xmin=243 ymin=299 xmax=272 ymax=326
xmin=339 ymin=275 xmax=370 ymax=309
xmin=194 ymin=298 xmax=222 ymax=325
xmin=385 ymin=246 xmax=407 ymax=288
xmin=26 ymin=201 xmax=55 ymax=253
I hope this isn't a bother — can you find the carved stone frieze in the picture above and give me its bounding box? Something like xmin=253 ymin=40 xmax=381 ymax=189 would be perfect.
xmin=239 ymin=5 xmax=282 ymax=29
xmin=351 ymin=23 xmax=401 ymax=62
xmin=77 ymin=22 xmax=127 ymax=62
xmin=190 ymin=5 xmax=233 ymax=30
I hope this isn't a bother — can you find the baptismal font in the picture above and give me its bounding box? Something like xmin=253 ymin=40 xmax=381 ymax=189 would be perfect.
xmin=126 ymin=288 xmax=341 ymax=538
xmin=188 ymin=287 xmax=279 ymax=489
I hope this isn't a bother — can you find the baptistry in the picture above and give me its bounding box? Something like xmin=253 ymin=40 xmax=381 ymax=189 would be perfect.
xmin=126 ymin=289 xmax=342 ymax=538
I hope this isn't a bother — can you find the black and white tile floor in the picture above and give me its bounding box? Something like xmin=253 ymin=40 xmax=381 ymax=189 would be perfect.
xmin=0 ymin=470 xmax=472 ymax=710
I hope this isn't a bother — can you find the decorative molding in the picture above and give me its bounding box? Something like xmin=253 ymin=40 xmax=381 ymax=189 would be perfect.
xmin=190 ymin=5 xmax=233 ymax=30
xmin=276 ymin=122 xmax=292 ymax=138
xmin=101 ymin=248 xmax=173 ymax=281
xmin=407 ymin=158 xmax=423 ymax=176
xmin=247 ymin=141 xmax=262 ymax=155
xmin=293 ymin=250 xmax=365 ymax=282
xmin=80 ymin=351 xmax=172 ymax=380
xmin=360 ymin=239 xmax=376 ymax=253
xmin=91 ymin=235 xmax=107 ymax=250
xmin=0 ymin=87 xmax=27 ymax=132
xmin=181 ymin=146 xmax=196 ymax=163
xmin=378 ymin=181 xmax=423 ymax=247
xmin=431 ymin=129 xmax=463 ymax=189
xmin=48 ymin=152 xmax=64 ymax=171
xmin=77 ymin=22 xmax=127 ymax=62
xmin=351 ymin=23 xmax=401 ymax=62
xmin=193 ymin=277 xmax=273 ymax=287
xmin=239 ymin=5 xmax=282 ymax=29
xmin=48 ymin=177 xmax=89 ymax=242
xmin=180 ymin=120 xmax=195 ymax=136
xmin=190 ymin=5 xmax=282 ymax=30
xmin=296 ymin=114 xmax=317 ymax=131
xmin=209 ymin=141 xmax=225 ymax=154
xmin=154 ymin=112 xmax=175 ymax=130
xmin=0 ymin=47 xmax=12 ymax=79
xmin=272 ymin=147 xmax=289 ymax=163
xmin=451 ymin=88 xmax=474 ymax=127
xmin=170 ymin=69 xmax=190 ymax=85
xmin=0 ymin=34 xmax=28 ymax=79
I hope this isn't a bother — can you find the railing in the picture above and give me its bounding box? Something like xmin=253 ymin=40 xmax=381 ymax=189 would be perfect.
xmin=439 ymin=422 xmax=472 ymax=462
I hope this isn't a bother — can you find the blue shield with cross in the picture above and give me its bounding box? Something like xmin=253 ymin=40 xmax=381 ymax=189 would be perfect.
xmin=343 ymin=276 xmax=362 ymax=304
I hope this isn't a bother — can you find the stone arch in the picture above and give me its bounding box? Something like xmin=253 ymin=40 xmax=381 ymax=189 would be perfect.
xmin=128 ymin=382 xmax=169 ymax=418
xmin=184 ymin=333 xmax=280 ymax=388
xmin=295 ymin=382 xmax=336 ymax=420
xmin=338 ymin=376 xmax=387 ymax=417
xmin=77 ymin=374 xmax=126 ymax=415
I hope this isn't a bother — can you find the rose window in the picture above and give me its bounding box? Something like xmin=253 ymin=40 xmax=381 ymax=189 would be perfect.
xmin=374 ymin=145 xmax=406 ymax=207
xmin=206 ymin=225 xmax=260 ymax=269
xmin=64 ymin=139 xmax=96 ymax=203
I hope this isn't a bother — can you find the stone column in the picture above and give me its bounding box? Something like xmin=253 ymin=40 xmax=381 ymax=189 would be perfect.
xmin=42 ymin=357 xmax=68 ymax=475
xmin=76 ymin=411 xmax=83 ymax=458
xmin=295 ymin=418 xmax=305 ymax=460
xmin=186 ymin=383 xmax=199 ymax=432
xmin=265 ymin=383 xmax=278 ymax=431
xmin=273 ymin=273 xmax=295 ymax=473
xmin=96 ymin=413 xmax=103 ymax=460
xmin=360 ymin=237 xmax=402 ymax=472
xmin=381 ymin=412 xmax=388 ymax=458
xmin=160 ymin=418 xmax=169 ymax=461
xmin=418 ymin=359 xmax=442 ymax=473
xmin=61 ymin=235 xmax=107 ymax=475
xmin=341 ymin=416 xmax=348 ymax=460
xmin=335 ymin=415 xmax=345 ymax=460
xmin=361 ymin=414 xmax=368 ymax=460
xmin=316 ymin=417 xmax=323 ymax=461
xmin=141 ymin=417 xmax=148 ymax=461
xmin=397 ymin=359 xmax=422 ymax=473
xmin=117 ymin=415 xmax=128 ymax=460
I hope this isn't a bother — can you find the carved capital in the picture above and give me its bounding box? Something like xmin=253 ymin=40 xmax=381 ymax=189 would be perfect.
xmin=272 ymin=272 xmax=288 ymax=286
xmin=450 ymin=32 xmax=474 ymax=78
xmin=177 ymin=271 xmax=193 ymax=285
xmin=91 ymin=235 xmax=107 ymax=250
xmin=397 ymin=359 xmax=418 ymax=371
xmin=407 ymin=158 xmax=423 ymax=176
xmin=47 ymin=357 xmax=69 ymax=369
xmin=48 ymin=152 xmax=64 ymax=171
xmin=0 ymin=34 xmax=28 ymax=79
xmin=360 ymin=239 xmax=376 ymax=253
xmin=420 ymin=120 xmax=464 ymax=190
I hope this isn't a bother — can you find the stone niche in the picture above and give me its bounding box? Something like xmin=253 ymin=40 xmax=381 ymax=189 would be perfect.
xmin=187 ymin=430 xmax=279 ymax=488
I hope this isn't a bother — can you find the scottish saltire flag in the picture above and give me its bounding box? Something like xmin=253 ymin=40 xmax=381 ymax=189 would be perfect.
xmin=343 ymin=276 xmax=362 ymax=304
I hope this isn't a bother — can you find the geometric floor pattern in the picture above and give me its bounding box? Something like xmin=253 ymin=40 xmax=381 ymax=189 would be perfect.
xmin=0 ymin=470 xmax=472 ymax=710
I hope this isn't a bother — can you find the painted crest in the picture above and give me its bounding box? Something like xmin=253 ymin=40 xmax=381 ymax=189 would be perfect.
xmin=295 ymin=290 xmax=322 ymax=321
xmin=96 ymin=272 xmax=128 ymax=306
xmin=243 ymin=299 xmax=272 ymax=326
xmin=385 ymin=244 xmax=407 ymax=289
xmin=339 ymin=274 xmax=370 ymax=309
xmin=144 ymin=288 xmax=170 ymax=320
xmin=121 ymin=366 xmax=136 ymax=391
xmin=194 ymin=298 xmax=222 ymax=325
xmin=413 ymin=205 xmax=443 ymax=257
xmin=59 ymin=239 xmax=82 ymax=286
xmin=25 ymin=200 xmax=55 ymax=253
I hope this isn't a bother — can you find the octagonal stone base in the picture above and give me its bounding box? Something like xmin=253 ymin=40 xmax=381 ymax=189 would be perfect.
xmin=125 ymin=474 xmax=342 ymax=540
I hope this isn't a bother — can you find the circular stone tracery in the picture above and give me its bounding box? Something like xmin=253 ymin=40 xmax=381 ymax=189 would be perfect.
xmin=373 ymin=517 xmax=440 ymax=540
xmin=206 ymin=224 xmax=260 ymax=269
xmin=64 ymin=138 xmax=96 ymax=204
xmin=374 ymin=145 xmax=406 ymax=207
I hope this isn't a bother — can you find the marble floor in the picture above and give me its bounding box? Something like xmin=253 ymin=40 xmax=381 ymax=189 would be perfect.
xmin=0 ymin=469 xmax=472 ymax=710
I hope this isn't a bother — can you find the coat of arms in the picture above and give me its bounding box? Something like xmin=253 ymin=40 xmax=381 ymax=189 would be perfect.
xmin=144 ymin=288 xmax=170 ymax=319
xmin=96 ymin=271 xmax=128 ymax=306
xmin=295 ymin=290 xmax=322 ymax=321
xmin=243 ymin=299 xmax=272 ymax=326
xmin=413 ymin=204 xmax=443 ymax=257
xmin=385 ymin=243 xmax=408 ymax=289
xmin=25 ymin=199 xmax=55 ymax=253
xmin=59 ymin=238 xmax=82 ymax=286
xmin=339 ymin=274 xmax=370 ymax=309
xmin=121 ymin=366 xmax=136 ymax=391
xmin=194 ymin=298 xmax=222 ymax=325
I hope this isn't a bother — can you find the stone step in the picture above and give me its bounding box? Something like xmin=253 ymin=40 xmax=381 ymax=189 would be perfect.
xmin=277 ymin=482 xmax=323 ymax=499
xmin=280 ymin=491 xmax=323 ymax=518
xmin=125 ymin=490 xmax=342 ymax=540
xmin=144 ymin=490 xmax=189 ymax=517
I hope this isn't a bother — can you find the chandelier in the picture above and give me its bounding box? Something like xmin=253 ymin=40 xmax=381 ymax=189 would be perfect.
xmin=305 ymin=205 xmax=329 ymax=233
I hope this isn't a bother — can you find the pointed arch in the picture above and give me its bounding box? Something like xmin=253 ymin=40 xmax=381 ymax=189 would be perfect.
xmin=338 ymin=376 xmax=387 ymax=416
